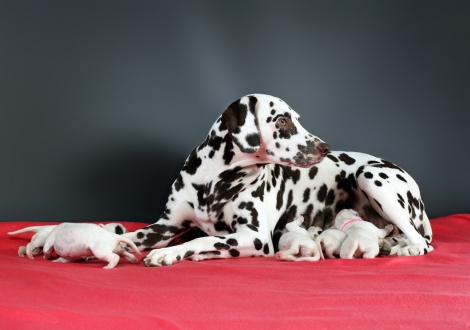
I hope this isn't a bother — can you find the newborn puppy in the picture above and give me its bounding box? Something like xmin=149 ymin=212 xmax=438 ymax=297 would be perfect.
xmin=8 ymin=225 xmax=57 ymax=259
xmin=275 ymin=215 xmax=322 ymax=262
xmin=314 ymin=228 xmax=348 ymax=259
xmin=334 ymin=209 xmax=393 ymax=259
xmin=8 ymin=223 xmax=129 ymax=259
xmin=43 ymin=223 xmax=141 ymax=269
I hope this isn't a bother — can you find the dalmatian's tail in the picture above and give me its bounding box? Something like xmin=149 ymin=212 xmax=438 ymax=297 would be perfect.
xmin=116 ymin=236 xmax=142 ymax=255
xmin=8 ymin=225 xmax=55 ymax=236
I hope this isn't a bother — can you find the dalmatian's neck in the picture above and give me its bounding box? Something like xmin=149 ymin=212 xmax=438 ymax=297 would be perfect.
xmin=170 ymin=117 xmax=267 ymax=220
xmin=187 ymin=116 xmax=266 ymax=179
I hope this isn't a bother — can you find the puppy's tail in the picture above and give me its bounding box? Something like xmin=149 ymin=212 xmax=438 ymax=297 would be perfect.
xmin=295 ymin=255 xmax=321 ymax=262
xmin=8 ymin=226 xmax=52 ymax=235
xmin=117 ymin=236 xmax=142 ymax=254
xmin=314 ymin=237 xmax=325 ymax=260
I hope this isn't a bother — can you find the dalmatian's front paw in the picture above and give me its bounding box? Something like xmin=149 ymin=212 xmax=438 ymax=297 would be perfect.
xmin=142 ymin=247 xmax=185 ymax=267
xmin=398 ymin=244 xmax=434 ymax=256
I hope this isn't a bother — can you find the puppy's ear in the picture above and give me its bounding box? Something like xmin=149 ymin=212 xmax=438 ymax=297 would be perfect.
xmin=115 ymin=225 xmax=124 ymax=235
xmin=222 ymin=96 xmax=260 ymax=153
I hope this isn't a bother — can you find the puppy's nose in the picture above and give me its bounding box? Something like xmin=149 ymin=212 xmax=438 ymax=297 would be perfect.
xmin=316 ymin=142 xmax=330 ymax=156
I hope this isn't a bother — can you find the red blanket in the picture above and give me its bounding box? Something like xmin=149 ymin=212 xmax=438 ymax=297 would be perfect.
xmin=1 ymin=215 xmax=470 ymax=329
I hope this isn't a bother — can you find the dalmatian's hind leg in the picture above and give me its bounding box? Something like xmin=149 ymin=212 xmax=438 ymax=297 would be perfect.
xmin=420 ymin=211 xmax=433 ymax=245
xmin=357 ymin=166 xmax=433 ymax=256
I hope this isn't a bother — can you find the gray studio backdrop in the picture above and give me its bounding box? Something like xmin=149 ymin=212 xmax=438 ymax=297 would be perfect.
xmin=1 ymin=1 xmax=469 ymax=222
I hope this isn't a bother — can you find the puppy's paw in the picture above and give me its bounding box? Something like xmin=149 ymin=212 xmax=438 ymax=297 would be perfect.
xmin=274 ymin=251 xmax=296 ymax=261
xmin=18 ymin=246 xmax=26 ymax=258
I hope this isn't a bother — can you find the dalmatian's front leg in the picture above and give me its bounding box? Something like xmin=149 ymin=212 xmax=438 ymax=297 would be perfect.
xmin=143 ymin=201 xmax=274 ymax=266
xmin=357 ymin=166 xmax=433 ymax=256
xmin=124 ymin=200 xmax=197 ymax=251
xmin=142 ymin=227 xmax=272 ymax=266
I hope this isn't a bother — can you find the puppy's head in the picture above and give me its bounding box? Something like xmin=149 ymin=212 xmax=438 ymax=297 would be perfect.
xmin=334 ymin=209 xmax=361 ymax=229
xmin=100 ymin=223 xmax=129 ymax=235
xmin=223 ymin=94 xmax=330 ymax=168
xmin=307 ymin=226 xmax=323 ymax=239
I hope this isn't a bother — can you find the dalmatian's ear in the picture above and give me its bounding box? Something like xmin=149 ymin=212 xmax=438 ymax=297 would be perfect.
xmin=222 ymin=96 xmax=260 ymax=153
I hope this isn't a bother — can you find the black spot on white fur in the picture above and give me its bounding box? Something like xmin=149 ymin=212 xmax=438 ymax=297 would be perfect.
xmin=254 ymin=238 xmax=263 ymax=250
xmin=396 ymin=174 xmax=407 ymax=183
xmin=338 ymin=153 xmax=356 ymax=165
xmin=182 ymin=150 xmax=202 ymax=175
xmin=245 ymin=133 xmax=260 ymax=147
xmin=134 ymin=94 xmax=432 ymax=265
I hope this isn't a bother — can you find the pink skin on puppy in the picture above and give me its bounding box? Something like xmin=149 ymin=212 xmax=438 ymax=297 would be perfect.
xmin=275 ymin=215 xmax=322 ymax=262
xmin=43 ymin=223 xmax=141 ymax=269
xmin=334 ymin=209 xmax=393 ymax=259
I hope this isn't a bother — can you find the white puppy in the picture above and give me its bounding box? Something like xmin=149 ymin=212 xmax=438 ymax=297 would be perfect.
xmin=43 ymin=223 xmax=140 ymax=269
xmin=314 ymin=228 xmax=348 ymax=259
xmin=8 ymin=223 xmax=128 ymax=259
xmin=275 ymin=215 xmax=322 ymax=262
xmin=334 ymin=209 xmax=393 ymax=259
xmin=8 ymin=225 xmax=57 ymax=259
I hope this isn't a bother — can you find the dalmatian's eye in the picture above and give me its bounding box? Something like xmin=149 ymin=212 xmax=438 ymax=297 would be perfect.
xmin=277 ymin=117 xmax=288 ymax=127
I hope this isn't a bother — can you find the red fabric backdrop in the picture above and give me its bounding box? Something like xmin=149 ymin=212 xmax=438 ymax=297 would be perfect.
xmin=1 ymin=214 xmax=470 ymax=329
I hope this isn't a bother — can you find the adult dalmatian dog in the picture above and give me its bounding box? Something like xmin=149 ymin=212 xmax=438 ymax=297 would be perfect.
xmin=125 ymin=94 xmax=433 ymax=266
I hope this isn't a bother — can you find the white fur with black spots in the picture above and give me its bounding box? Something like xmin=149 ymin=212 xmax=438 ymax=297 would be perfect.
xmin=121 ymin=94 xmax=432 ymax=266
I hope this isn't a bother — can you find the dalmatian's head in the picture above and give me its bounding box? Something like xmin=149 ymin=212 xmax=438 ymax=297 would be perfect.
xmin=222 ymin=94 xmax=330 ymax=168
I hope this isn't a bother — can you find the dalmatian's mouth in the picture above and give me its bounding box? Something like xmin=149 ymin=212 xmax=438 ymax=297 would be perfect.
xmin=289 ymin=142 xmax=330 ymax=168
xmin=290 ymin=158 xmax=324 ymax=168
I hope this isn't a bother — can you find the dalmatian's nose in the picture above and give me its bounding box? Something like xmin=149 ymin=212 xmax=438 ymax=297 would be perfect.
xmin=316 ymin=142 xmax=330 ymax=156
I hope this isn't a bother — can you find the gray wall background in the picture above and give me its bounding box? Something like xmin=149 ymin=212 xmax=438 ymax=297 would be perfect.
xmin=1 ymin=1 xmax=469 ymax=222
